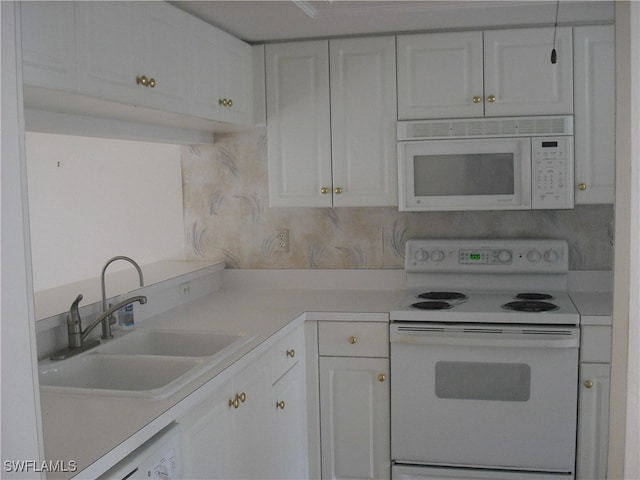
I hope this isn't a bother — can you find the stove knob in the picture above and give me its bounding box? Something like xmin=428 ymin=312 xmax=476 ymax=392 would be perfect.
xmin=414 ymin=248 xmax=429 ymax=262
xmin=527 ymin=249 xmax=542 ymax=263
xmin=430 ymin=249 xmax=445 ymax=262
xmin=544 ymin=249 xmax=559 ymax=263
xmin=497 ymin=249 xmax=512 ymax=263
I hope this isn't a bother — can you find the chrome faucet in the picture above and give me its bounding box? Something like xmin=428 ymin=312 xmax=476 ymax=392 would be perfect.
xmin=101 ymin=256 xmax=144 ymax=339
xmin=51 ymin=293 xmax=147 ymax=360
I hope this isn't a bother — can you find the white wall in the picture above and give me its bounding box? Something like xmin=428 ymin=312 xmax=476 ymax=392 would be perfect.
xmin=25 ymin=133 xmax=184 ymax=291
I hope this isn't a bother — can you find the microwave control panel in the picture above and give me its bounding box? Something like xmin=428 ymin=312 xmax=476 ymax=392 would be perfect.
xmin=531 ymin=136 xmax=574 ymax=209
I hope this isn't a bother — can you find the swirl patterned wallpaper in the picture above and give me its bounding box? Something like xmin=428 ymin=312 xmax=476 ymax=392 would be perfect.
xmin=181 ymin=128 xmax=614 ymax=270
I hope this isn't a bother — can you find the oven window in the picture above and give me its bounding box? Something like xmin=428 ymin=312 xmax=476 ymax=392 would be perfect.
xmin=435 ymin=361 xmax=531 ymax=401
xmin=413 ymin=153 xmax=514 ymax=196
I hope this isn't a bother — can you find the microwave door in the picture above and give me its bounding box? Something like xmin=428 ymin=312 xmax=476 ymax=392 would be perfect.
xmin=399 ymin=138 xmax=532 ymax=211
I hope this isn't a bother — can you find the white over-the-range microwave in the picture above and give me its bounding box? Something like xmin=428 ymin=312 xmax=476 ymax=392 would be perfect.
xmin=398 ymin=115 xmax=574 ymax=211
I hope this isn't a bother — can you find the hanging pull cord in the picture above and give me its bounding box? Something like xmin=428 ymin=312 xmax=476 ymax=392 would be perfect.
xmin=551 ymin=0 xmax=560 ymax=64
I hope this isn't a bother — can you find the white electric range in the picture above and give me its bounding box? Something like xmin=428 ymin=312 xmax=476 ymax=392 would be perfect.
xmin=390 ymin=239 xmax=580 ymax=480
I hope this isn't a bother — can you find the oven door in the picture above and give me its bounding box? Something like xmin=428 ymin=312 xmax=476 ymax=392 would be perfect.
xmin=390 ymin=323 xmax=579 ymax=473
xmin=398 ymin=137 xmax=532 ymax=211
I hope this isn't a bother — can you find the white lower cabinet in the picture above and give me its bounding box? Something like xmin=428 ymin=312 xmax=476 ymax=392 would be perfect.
xmin=179 ymin=325 xmax=307 ymax=479
xmin=318 ymin=321 xmax=390 ymax=480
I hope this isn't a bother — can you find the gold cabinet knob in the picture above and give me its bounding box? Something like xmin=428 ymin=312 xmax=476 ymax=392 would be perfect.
xmin=148 ymin=77 xmax=156 ymax=88
xmin=320 ymin=187 xmax=329 ymax=195
xmin=334 ymin=187 xmax=343 ymax=195
xmin=584 ymin=380 xmax=594 ymax=389
xmin=578 ymin=183 xmax=587 ymax=191
xmin=229 ymin=395 xmax=240 ymax=409
xmin=238 ymin=392 xmax=247 ymax=403
xmin=276 ymin=400 xmax=286 ymax=410
xmin=219 ymin=98 xmax=226 ymax=106
xmin=487 ymin=95 xmax=496 ymax=103
xmin=227 ymin=98 xmax=233 ymax=107
xmin=348 ymin=336 xmax=357 ymax=344
xmin=378 ymin=374 xmax=386 ymax=382
xmin=472 ymin=96 xmax=482 ymax=104
xmin=136 ymin=75 xmax=148 ymax=86
xmin=286 ymin=349 xmax=295 ymax=358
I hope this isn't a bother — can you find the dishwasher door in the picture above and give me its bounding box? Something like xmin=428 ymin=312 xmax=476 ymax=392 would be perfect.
xmin=97 ymin=424 xmax=182 ymax=480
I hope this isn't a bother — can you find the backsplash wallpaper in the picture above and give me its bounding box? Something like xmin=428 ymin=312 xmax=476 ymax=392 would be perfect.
xmin=181 ymin=128 xmax=614 ymax=270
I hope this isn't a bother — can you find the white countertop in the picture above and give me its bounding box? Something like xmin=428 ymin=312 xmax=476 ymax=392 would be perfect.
xmin=40 ymin=277 xmax=405 ymax=479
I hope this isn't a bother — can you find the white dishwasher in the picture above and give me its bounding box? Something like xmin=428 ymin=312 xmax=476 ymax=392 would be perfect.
xmin=97 ymin=424 xmax=182 ymax=480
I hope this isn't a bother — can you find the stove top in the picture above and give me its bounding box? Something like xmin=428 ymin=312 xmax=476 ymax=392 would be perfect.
xmin=393 ymin=239 xmax=580 ymax=325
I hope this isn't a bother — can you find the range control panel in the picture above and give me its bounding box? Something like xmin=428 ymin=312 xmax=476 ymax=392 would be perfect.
xmin=406 ymin=239 xmax=569 ymax=273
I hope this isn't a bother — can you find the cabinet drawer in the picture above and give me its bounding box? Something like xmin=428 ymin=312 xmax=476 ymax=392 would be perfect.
xmin=272 ymin=326 xmax=304 ymax=383
xmin=318 ymin=322 xmax=389 ymax=357
xmin=580 ymin=325 xmax=612 ymax=363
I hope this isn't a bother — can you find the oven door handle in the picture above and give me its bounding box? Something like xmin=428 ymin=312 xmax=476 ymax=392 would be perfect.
xmin=390 ymin=328 xmax=579 ymax=349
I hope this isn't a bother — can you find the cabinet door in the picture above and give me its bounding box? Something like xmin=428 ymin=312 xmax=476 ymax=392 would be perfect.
xmin=484 ymin=27 xmax=573 ymax=116
xmin=138 ymin=2 xmax=188 ymax=113
xmin=319 ymin=356 xmax=390 ymax=480
xmin=274 ymin=361 xmax=309 ymax=480
xmin=76 ymin=2 xmax=140 ymax=104
xmin=217 ymin=31 xmax=253 ymax=125
xmin=20 ymin=1 xmax=77 ymax=91
xmin=573 ymin=25 xmax=615 ymax=204
xmin=180 ymin=379 xmax=236 ymax=479
xmin=233 ymin=354 xmax=277 ymax=479
xmin=576 ymin=363 xmax=611 ymax=480
xmin=266 ymin=41 xmax=332 ymax=207
xmin=397 ymin=31 xmax=484 ymax=119
xmin=330 ymin=37 xmax=398 ymax=207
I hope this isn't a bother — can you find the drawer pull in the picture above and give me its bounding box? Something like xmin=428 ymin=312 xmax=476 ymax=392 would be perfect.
xmin=286 ymin=349 xmax=295 ymax=358
xmin=348 ymin=336 xmax=358 ymax=344
xmin=378 ymin=374 xmax=386 ymax=382
xmin=276 ymin=400 xmax=286 ymax=410
xmin=238 ymin=392 xmax=247 ymax=403
xmin=584 ymin=380 xmax=594 ymax=389
xmin=229 ymin=395 xmax=240 ymax=409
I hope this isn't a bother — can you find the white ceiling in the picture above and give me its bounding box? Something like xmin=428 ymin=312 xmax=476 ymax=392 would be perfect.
xmin=170 ymin=1 xmax=614 ymax=43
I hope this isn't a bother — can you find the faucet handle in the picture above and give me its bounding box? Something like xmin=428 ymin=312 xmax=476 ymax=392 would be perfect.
xmin=67 ymin=294 xmax=83 ymax=348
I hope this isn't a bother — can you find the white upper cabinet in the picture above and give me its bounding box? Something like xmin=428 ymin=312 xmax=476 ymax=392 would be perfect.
xmin=573 ymin=25 xmax=615 ymax=204
xmin=397 ymin=31 xmax=484 ymax=120
xmin=398 ymin=27 xmax=573 ymax=119
xmin=20 ymin=1 xmax=77 ymax=91
xmin=266 ymin=41 xmax=333 ymax=208
xmin=76 ymin=2 xmax=188 ymax=113
xmin=266 ymin=37 xmax=397 ymax=208
xmin=189 ymin=19 xmax=254 ymax=125
xmin=484 ymin=27 xmax=573 ymax=116
xmin=21 ymin=1 xmax=253 ymax=129
xmin=330 ymin=37 xmax=397 ymax=207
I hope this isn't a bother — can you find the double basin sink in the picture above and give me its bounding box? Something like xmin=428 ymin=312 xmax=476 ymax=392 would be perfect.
xmin=39 ymin=329 xmax=255 ymax=400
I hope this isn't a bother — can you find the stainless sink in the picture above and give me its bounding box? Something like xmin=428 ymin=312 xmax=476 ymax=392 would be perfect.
xmin=39 ymin=329 xmax=255 ymax=399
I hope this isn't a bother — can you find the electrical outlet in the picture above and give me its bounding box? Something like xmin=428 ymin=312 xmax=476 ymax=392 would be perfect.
xmin=276 ymin=229 xmax=289 ymax=252
xmin=179 ymin=281 xmax=192 ymax=297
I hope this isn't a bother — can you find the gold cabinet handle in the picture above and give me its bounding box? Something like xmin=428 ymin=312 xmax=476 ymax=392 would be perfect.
xmin=148 ymin=77 xmax=156 ymax=88
xmin=320 ymin=187 xmax=329 ymax=195
xmin=378 ymin=374 xmax=386 ymax=382
xmin=286 ymin=349 xmax=295 ymax=358
xmin=334 ymin=187 xmax=343 ymax=195
xmin=584 ymin=380 xmax=594 ymax=389
xmin=229 ymin=395 xmax=240 ymax=409
xmin=472 ymin=96 xmax=482 ymax=104
xmin=348 ymin=336 xmax=357 ymax=344
xmin=276 ymin=400 xmax=286 ymax=410
xmin=578 ymin=183 xmax=587 ymax=191
xmin=487 ymin=95 xmax=496 ymax=103
xmin=136 ymin=75 xmax=148 ymax=86
xmin=238 ymin=392 xmax=247 ymax=403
